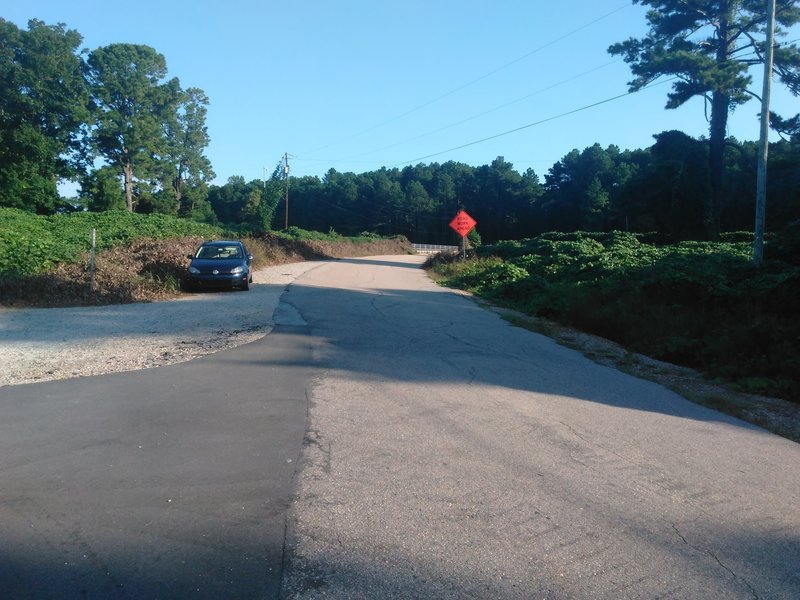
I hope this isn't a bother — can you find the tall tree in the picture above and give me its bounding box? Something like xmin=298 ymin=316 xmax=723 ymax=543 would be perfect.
xmin=161 ymin=87 xmax=214 ymax=215
xmin=87 ymin=44 xmax=181 ymax=212
xmin=208 ymin=176 xmax=276 ymax=230
xmin=208 ymin=175 xmax=248 ymax=223
xmin=0 ymin=19 xmax=90 ymax=212
xmin=471 ymin=157 xmax=523 ymax=241
xmin=79 ymin=165 xmax=126 ymax=211
xmin=609 ymin=0 xmax=800 ymax=237
xmin=368 ymin=168 xmax=404 ymax=235
xmin=542 ymin=145 xmax=620 ymax=232
xmin=640 ymin=130 xmax=710 ymax=238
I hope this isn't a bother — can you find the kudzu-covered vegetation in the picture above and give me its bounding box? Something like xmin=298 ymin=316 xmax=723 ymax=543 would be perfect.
xmin=0 ymin=208 xmax=223 ymax=276
xmin=429 ymin=227 xmax=800 ymax=400
xmin=0 ymin=208 xmax=409 ymax=278
xmin=0 ymin=208 xmax=411 ymax=306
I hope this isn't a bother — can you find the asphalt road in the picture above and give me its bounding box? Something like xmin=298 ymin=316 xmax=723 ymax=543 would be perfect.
xmin=0 ymin=321 xmax=313 ymax=599
xmin=2 ymin=255 xmax=799 ymax=599
xmin=280 ymin=255 xmax=800 ymax=599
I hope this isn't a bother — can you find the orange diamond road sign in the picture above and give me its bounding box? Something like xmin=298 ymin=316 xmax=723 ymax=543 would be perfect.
xmin=449 ymin=210 xmax=477 ymax=238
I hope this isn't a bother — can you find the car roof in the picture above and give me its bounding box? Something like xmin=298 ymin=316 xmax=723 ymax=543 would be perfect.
xmin=201 ymin=240 xmax=244 ymax=246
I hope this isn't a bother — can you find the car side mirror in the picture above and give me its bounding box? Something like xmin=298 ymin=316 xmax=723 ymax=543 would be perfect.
xmin=187 ymin=254 xmax=194 ymax=259
xmin=247 ymin=254 xmax=254 ymax=261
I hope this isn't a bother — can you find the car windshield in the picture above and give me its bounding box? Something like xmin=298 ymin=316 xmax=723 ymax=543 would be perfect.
xmin=197 ymin=245 xmax=242 ymax=259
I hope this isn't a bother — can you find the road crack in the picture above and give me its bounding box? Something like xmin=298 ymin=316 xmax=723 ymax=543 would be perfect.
xmin=670 ymin=523 xmax=759 ymax=600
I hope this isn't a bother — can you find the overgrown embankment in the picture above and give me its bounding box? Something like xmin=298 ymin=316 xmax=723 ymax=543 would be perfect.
xmin=427 ymin=228 xmax=800 ymax=402
xmin=0 ymin=208 xmax=410 ymax=307
xmin=255 ymin=227 xmax=411 ymax=263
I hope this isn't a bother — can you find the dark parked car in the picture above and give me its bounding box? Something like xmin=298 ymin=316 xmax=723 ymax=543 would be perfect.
xmin=185 ymin=240 xmax=254 ymax=291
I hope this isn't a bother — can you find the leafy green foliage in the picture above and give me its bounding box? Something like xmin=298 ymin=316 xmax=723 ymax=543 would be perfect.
xmin=273 ymin=135 xmax=800 ymax=245
xmin=271 ymin=226 xmax=404 ymax=245
xmin=277 ymin=226 xmax=342 ymax=241
xmin=609 ymin=0 xmax=800 ymax=237
xmin=80 ymin=166 xmax=127 ymax=212
xmin=207 ymin=176 xmax=280 ymax=233
xmin=283 ymin=159 xmax=546 ymax=244
xmin=87 ymin=43 xmax=183 ymax=212
xmin=0 ymin=19 xmax=90 ymax=212
xmin=0 ymin=207 xmax=222 ymax=276
xmin=431 ymin=228 xmax=800 ymax=400
xmin=160 ymin=87 xmax=215 ymax=215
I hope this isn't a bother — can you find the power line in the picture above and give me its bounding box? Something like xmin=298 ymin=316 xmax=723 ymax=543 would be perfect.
xmin=299 ymin=2 xmax=632 ymax=157
xmin=395 ymin=77 xmax=678 ymax=166
xmin=366 ymin=34 xmax=800 ymax=163
xmin=291 ymin=19 xmax=797 ymax=174
xmin=292 ymin=157 xmax=388 ymax=165
xmin=390 ymin=29 xmax=797 ymax=168
xmin=346 ymin=59 xmax=622 ymax=159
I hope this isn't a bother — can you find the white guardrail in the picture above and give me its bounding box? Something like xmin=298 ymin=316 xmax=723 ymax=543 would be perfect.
xmin=411 ymin=243 xmax=459 ymax=255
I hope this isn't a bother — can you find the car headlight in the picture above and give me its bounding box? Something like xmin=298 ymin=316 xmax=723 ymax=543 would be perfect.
xmin=189 ymin=266 xmax=200 ymax=274
xmin=230 ymin=266 xmax=244 ymax=274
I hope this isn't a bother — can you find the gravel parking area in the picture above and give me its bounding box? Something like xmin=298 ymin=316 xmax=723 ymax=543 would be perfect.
xmin=0 ymin=261 xmax=321 ymax=387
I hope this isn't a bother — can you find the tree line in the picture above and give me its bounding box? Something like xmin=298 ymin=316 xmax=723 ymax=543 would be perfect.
xmin=262 ymin=132 xmax=800 ymax=244
xmin=0 ymin=18 xmax=213 ymax=217
xmin=2 ymin=2 xmax=799 ymax=244
xmin=611 ymin=0 xmax=800 ymax=238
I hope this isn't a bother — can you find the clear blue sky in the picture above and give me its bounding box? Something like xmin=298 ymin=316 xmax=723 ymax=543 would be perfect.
xmin=6 ymin=1 xmax=799 ymax=185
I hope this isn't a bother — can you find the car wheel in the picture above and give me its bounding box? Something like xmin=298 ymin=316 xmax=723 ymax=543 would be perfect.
xmin=241 ymin=279 xmax=249 ymax=291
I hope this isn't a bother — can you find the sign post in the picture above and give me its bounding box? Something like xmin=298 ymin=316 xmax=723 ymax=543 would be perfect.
xmin=449 ymin=210 xmax=477 ymax=258
xmin=89 ymin=228 xmax=96 ymax=293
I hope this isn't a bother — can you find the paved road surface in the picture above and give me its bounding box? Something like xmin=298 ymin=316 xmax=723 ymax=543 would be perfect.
xmin=0 ymin=324 xmax=312 ymax=599
xmin=281 ymin=255 xmax=800 ymax=599
xmin=2 ymin=255 xmax=799 ymax=599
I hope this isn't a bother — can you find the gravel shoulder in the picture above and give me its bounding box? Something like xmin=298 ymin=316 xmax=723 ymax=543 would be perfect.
xmin=0 ymin=261 xmax=322 ymax=387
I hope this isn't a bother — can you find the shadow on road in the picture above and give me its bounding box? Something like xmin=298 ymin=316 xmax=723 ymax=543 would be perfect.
xmin=227 ymin=281 xmax=765 ymax=433
xmin=0 ymin=327 xmax=311 ymax=600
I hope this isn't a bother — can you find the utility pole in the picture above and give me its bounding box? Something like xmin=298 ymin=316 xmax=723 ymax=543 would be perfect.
xmin=753 ymin=0 xmax=776 ymax=267
xmin=284 ymin=152 xmax=290 ymax=230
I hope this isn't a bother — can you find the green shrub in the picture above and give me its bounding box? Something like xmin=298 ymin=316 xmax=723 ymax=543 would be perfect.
xmin=0 ymin=208 xmax=222 ymax=276
xmin=720 ymin=231 xmax=755 ymax=243
xmin=768 ymin=220 xmax=800 ymax=266
xmin=428 ymin=229 xmax=800 ymax=401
